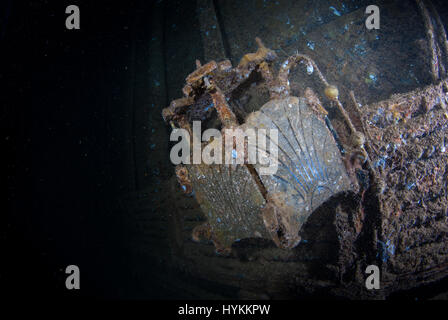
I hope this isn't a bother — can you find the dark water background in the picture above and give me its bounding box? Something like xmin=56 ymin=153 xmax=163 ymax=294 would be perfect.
xmin=4 ymin=0 xmax=448 ymax=299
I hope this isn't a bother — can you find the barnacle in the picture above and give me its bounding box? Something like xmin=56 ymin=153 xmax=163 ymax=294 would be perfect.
xmin=324 ymin=85 xmax=339 ymax=101
xmin=351 ymin=131 xmax=366 ymax=148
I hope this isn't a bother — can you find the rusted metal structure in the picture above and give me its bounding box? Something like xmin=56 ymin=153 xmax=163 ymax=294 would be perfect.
xmin=155 ymin=0 xmax=448 ymax=298
xmin=162 ymin=38 xmax=357 ymax=253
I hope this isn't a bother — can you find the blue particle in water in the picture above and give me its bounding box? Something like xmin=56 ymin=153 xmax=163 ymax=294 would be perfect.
xmin=306 ymin=41 xmax=315 ymax=50
xmin=329 ymin=6 xmax=342 ymax=16
xmin=306 ymin=64 xmax=314 ymax=74
xmin=204 ymin=102 xmax=214 ymax=112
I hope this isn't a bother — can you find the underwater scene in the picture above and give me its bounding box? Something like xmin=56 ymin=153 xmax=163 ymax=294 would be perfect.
xmin=5 ymin=0 xmax=448 ymax=302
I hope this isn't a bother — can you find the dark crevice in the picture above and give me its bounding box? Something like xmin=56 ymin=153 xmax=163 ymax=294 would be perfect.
xmin=213 ymin=0 xmax=232 ymax=60
xmin=246 ymin=163 xmax=268 ymax=200
xmin=388 ymin=273 xmax=448 ymax=300
xmin=131 ymin=10 xmax=139 ymax=192
xmin=162 ymin=1 xmax=170 ymax=110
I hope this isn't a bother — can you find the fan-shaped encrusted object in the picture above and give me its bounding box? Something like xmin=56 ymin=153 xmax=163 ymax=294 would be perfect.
xmin=242 ymin=96 xmax=351 ymax=248
xmin=187 ymin=163 xmax=268 ymax=253
xmin=163 ymin=38 xmax=356 ymax=253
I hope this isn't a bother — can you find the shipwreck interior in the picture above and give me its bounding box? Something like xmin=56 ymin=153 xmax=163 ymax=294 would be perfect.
xmin=5 ymin=0 xmax=448 ymax=299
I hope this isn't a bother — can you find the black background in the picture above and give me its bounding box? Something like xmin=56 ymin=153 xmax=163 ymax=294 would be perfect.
xmin=4 ymin=0 xmax=162 ymax=299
